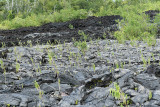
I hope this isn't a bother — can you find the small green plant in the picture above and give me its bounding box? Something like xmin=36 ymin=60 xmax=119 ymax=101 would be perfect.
xmin=75 ymin=100 xmax=78 ymax=105
xmin=116 ymin=62 xmax=119 ymax=69
xmin=110 ymin=83 xmax=121 ymax=100
xmin=34 ymin=80 xmax=40 ymax=89
xmin=0 ymin=59 xmax=4 ymax=69
xmin=27 ymin=40 xmax=33 ymax=47
xmin=58 ymin=78 xmax=61 ymax=92
xmin=13 ymin=47 xmax=17 ymax=55
xmin=6 ymin=104 xmax=10 ymax=107
xmin=135 ymin=87 xmax=138 ymax=91
xmin=149 ymin=90 xmax=152 ymax=100
xmin=16 ymin=62 xmax=20 ymax=72
xmin=110 ymin=82 xmax=128 ymax=106
xmin=145 ymin=36 xmax=156 ymax=46
xmin=18 ymin=40 xmax=23 ymax=46
xmin=0 ymin=59 xmax=6 ymax=74
xmin=74 ymin=41 xmax=88 ymax=54
xmin=34 ymin=81 xmax=43 ymax=99
xmin=36 ymin=65 xmax=41 ymax=73
xmin=120 ymin=62 xmax=123 ymax=68
xmin=110 ymin=69 xmax=112 ymax=72
xmin=112 ymin=52 xmax=114 ymax=56
xmin=48 ymin=51 xmax=54 ymax=65
xmin=141 ymin=54 xmax=147 ymax=69
xmin=80 ymin=41 xmax=88 ymax=52
xmin=73 ymin=41 xmax=79 ymax=47
xmin=30 ymin=57 xmax=35 ymax=67
xmin=21 ymin=83 xmax=24 ymax=88
xmin=103 ymin=32 xmax=106 ymax=39
xmin=1 ymin=42 xmax=6 ymax=48
xmin=78 ymin=30 xmax=88 ymax=41
xmin=93 ymin=63 xmax=96 ymax=72
xmin=69 ymin=24 xmax=74 ymax=29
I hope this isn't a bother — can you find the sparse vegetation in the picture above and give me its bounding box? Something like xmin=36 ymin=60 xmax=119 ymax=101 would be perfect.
xmin=110 ymin=82 xmax=129 ymax=106
xmin=0 ymin=0 xmax=160 ymax=107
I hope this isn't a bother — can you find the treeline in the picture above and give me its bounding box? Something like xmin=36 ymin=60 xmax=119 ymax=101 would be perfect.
xmin=0 ymin=0 xmax=118 ymax=29
xmin=0 ymin=0 xmax=115 ymax=21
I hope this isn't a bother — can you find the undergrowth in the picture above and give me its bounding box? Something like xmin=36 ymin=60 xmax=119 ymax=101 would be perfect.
xmin=0 ymin=0 xmax=160 ymax=42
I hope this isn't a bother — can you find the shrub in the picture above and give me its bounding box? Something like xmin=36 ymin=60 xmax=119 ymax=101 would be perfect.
xmin=53 ymin=8 xmax=87 ymax=22
xmin=113 ymin=2 xmax=158 ymax=42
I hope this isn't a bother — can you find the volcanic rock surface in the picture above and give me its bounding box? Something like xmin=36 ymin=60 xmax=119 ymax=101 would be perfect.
xmin=0 ymin=10 xmax=160 ymax=107
xmin=0 ymin=15 xmax=122 ymax=47
xmin=0 ymin=38 xmax=160 ymax=107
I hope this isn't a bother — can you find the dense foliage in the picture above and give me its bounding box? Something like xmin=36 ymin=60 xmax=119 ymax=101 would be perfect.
xmin=0 ymin=0 xmax=160 ymax=43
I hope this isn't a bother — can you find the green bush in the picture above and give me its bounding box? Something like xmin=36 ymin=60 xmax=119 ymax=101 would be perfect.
xmin=53 ymin=8 xmax=87 ymax=22
xmin=155 ymin=13 xmax=160 ymax=26
xmin=71 ymin=0 xmax=89 ymax=10
xmin=113 ymin=1 xmax=159 ymax=43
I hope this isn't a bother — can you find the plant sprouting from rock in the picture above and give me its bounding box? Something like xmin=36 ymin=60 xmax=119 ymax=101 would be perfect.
xmin=48 ymin=51 xmax=54 ymax=65
xmin=27 ymin=40 xmax=32 ymax=47
xmin=1 ymin=42 xmax=6 ymax=48
xmin=16 ymin=62 xmax=20 ymax=72
xmin=149 ymin=90 xmax=152 ymax=100
xmin=58 ymin=78 xmax=61 ymax=92
xmin=110 ymin=82 xmax=128 ymax=106
xmin=80 ymin=41 xmax=88 ymax=53
xmin=0 ymin=59 xmax=6 ymax=74
xmin=93 ymin=63 xmax=95 ymax=73
xmin=69 ymin=24 xmax=74 ymax=29
xmin=141 ymin=54 xmax=147 ymax=69
xmin=78 ymin=30 xmax=88 ymax=41
xmin=34 ymin=81 xmax=43 ymax=99
xmin=74 ymin=41 xmax=88 ymax=54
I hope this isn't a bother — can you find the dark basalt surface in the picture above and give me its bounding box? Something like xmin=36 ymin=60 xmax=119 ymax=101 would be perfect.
xmin=145 ymin=10 xmax=160 ymax=20
xmin=0 ymin=15 xmax=122 ymax=47
xmin=0 ymin=10 xmax=160 ymax=107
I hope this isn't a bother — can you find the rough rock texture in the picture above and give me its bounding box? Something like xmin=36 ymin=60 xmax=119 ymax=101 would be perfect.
xmin=0 ymin=10 xmax=160 ymax=107
xmin=0 ymin=38 xmax=160 ymax=107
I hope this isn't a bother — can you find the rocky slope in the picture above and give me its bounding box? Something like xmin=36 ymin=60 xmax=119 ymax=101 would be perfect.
xmin=0 ymin=10 xmax=160 ymax=107
xmin=0 ymin=38 xmax=160 ymax=107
